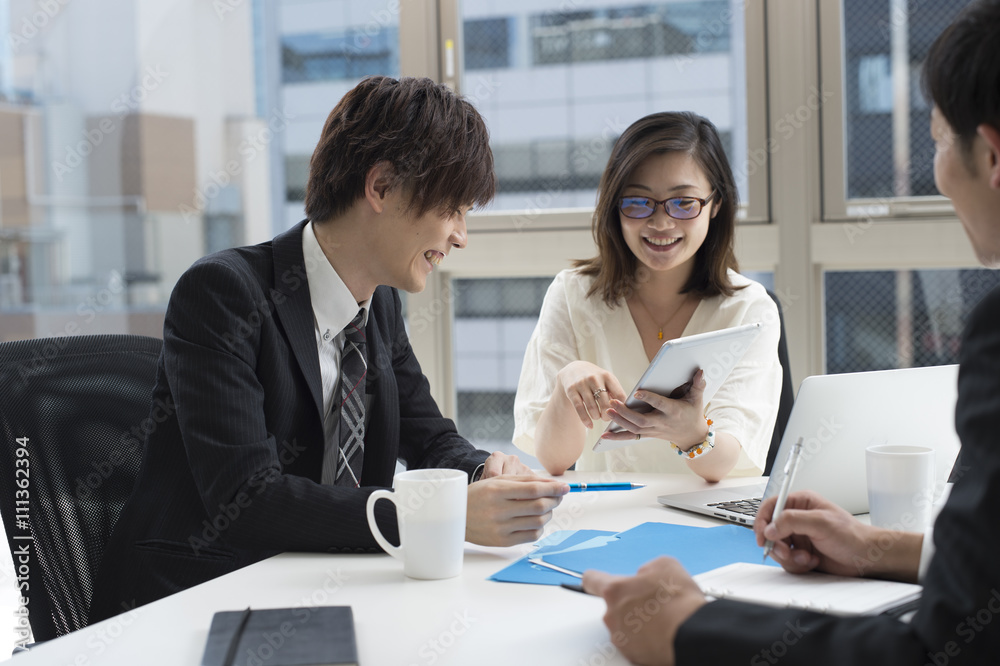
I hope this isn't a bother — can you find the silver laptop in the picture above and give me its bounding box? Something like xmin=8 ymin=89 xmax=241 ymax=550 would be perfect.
xmin=657 ymin=365 xmax=961 ymax=525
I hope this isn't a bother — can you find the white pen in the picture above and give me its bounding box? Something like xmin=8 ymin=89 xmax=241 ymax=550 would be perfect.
xmin=763 ymin=437 xmax=804 ymax=562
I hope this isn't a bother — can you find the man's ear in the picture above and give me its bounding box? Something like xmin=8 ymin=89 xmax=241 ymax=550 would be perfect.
xmin=364 ymin=161 xmax=394 ymax=213
xmin=977 ymin=123 xmax=1000 ymax=190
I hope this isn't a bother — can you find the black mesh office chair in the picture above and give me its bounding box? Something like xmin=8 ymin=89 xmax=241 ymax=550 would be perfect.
xmin=763 ymin=291 xmax=796 ymax=476
xmin=0 ymin=334 xmax=161 ymax=643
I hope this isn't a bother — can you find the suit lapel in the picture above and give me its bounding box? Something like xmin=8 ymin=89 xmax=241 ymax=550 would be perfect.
xmin=271 ymin=225 xmax=401 ymax=487
xmin=272 ymin=220 xmax=324 ymax=418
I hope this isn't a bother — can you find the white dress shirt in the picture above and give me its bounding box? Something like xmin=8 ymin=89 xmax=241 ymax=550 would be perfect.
xmin=919 ymin=483 xmax=951 ymax=581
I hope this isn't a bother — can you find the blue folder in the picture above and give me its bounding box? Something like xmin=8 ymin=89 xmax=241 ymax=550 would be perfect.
xmin=541 ymin=522 xmax=781 ymax=577
xmin=489 ymin=522 xmax=780 ymax=585
xmin=488 ymin=529 xmax=617 ymax=585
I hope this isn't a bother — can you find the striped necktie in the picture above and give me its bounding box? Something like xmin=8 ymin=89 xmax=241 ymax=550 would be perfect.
xmin=334 ymin=309 xmax=367 ymax=487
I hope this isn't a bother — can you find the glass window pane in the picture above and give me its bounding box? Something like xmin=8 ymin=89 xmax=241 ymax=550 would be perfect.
xmin=0 ymin=1 xmax=404 ymax=337
xmin=0 ymin=3 xmax=243 ymax=339
xmin=461 ymin=1 xmax=748 ymax=212
xmin=824 ymin=269 xmax=1000 ymax=374
xmin=281 ymin=28 xmax=399 ymax=84
xmin=277 ymin=1 xmax=400 ymax=228
xmin=452 ymin=277 xmax=554 ymax=466
xmin=841 ymin=0 xmax=967 ymax=199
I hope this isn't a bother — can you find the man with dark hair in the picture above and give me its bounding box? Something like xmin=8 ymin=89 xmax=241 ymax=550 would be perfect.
xmin=89 ymin=76 xmax=568 ymax=624
xmin=582 ymin=2 xmax=1000 ymax=664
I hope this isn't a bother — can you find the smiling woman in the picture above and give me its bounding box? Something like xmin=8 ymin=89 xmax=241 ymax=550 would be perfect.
xmin=512 ymin=112 xmax=783 ymax=483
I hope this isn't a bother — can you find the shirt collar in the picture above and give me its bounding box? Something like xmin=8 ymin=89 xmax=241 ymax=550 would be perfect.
xmin=302 ymin=221 xmax=370 ymax=339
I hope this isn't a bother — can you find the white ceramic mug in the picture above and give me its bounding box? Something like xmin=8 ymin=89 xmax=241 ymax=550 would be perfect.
xmin=865 ymin=445 xmax=936 ymax=530
xmin=365 ymin=469 xmax=467 ymax=580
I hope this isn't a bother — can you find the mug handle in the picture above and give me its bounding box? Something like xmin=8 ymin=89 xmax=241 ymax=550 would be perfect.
xmin=366 ymin=489 xmax=403 ymax=561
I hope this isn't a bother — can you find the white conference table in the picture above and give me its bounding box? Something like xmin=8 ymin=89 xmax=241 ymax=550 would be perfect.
xmin=11 ymin=472 xmax=765 ymax=665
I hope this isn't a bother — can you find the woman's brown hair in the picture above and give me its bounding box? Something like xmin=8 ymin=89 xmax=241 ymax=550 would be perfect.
xmin=575 ymin=111 xmax=741 ymax=306
xmin=305 ymin=75 xmax=496 ymax=222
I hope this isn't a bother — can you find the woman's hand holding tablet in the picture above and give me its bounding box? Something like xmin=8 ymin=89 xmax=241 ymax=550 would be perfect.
xmin=593 ymin=323 xmax=762 ymax=452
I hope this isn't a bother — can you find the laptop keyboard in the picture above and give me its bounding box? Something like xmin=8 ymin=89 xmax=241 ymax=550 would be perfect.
xmin=707 ymin=497 xmax=762 ymax=517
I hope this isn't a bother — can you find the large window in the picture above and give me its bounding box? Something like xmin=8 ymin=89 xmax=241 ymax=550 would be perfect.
xmin=460 ymin=0 xmax=752 ymax=212
xmin=0 ymin=0 xmax=266 ymax=342
xmin=811 ymin=0 xmax=984 ymax=386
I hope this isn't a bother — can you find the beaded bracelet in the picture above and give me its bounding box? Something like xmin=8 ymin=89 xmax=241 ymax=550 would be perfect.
xmin=670 ymin=418 xmax=715 ymax=460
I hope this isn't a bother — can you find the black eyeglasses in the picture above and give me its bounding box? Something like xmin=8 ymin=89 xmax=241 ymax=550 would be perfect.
xmin=618 ymin=193 xmax=716 ymax=220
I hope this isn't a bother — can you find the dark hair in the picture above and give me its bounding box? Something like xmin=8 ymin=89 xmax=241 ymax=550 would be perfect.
xmin=305 ymin=76 xmax=496 ymax=222
xmin=922 ymin=0 xmax=1000 ymax=158
xmin=575 ymin=111 xmax=741 ymax=306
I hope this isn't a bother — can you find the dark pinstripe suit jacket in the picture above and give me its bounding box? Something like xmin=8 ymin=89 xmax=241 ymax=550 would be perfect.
xmin=88 ymin=220 xmax=488 ymax=624
xmin=674 ymin=286 xmax=1000 ymax=665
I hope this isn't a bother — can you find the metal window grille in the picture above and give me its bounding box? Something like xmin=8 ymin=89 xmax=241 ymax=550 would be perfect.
xmin=824 ymin=269 xmax=1000 ymax=374
xmin=842 ymin=0 xmax=968 ymax=199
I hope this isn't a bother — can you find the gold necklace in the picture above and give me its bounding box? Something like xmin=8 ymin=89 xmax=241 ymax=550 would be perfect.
xmin=633 ymin=293 xmax=689 ymax=340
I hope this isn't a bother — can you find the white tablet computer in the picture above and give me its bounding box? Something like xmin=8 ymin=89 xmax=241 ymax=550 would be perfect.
xmin=593 ymin=322 xmax=762 ymax=452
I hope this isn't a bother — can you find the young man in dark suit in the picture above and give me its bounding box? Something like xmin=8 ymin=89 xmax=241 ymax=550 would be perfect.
xmin=89 ymin=76 xmax=569 ymax=624
xmin=582 ymin=2 xmax=1000 ymax=664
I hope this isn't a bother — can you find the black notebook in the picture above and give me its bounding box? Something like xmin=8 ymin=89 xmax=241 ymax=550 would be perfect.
xmin=201 ymin=606 xmax=358 ymax=666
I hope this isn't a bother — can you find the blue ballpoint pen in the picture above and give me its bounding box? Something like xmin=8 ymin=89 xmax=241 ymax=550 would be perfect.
xmin=567 ymin=482 xmax=645 ymax=492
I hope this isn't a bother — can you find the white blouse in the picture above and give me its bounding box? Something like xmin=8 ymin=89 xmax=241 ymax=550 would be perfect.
xmin=513 ymin=268 xmax=782 ymax=476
